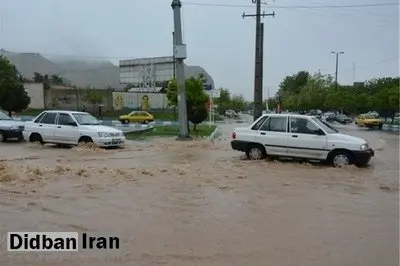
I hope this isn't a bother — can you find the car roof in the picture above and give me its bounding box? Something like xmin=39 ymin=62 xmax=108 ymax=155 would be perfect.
xmin=42 ymin=110 xmax=88 ymax=114
xmin=260 ymin=113 xmax=316 ymax=119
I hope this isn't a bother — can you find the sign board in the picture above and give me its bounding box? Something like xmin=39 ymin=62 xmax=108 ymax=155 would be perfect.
xmin=203 ymin=84 xmax=212 ymax=91
xmin=119 ymin=57 xmax=175 ymax=91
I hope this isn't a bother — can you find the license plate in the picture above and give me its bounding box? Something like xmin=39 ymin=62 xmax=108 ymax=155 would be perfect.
xmin=111 ymin=139 xmax=120 ymax=144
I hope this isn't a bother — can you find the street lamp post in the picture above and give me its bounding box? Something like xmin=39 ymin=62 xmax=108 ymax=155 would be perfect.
xmin=331 ymin=51 xmax=344 ymax=90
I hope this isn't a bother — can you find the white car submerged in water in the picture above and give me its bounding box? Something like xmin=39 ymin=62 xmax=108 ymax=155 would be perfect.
xmin=23 ymin=110 xmax=125 ymax=147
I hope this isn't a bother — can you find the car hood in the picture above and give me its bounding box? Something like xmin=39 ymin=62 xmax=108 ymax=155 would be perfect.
xmin=80 ymin=125 xmax=122 ymax=133
xmin=0 ymin=120 xmax=25 ymax=127
xmin=328 ymin=133 xmax=367 ymax=145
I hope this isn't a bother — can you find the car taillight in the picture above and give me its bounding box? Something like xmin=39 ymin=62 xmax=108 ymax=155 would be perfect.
xmin=232 ymin=132 xmax=236 ymax=139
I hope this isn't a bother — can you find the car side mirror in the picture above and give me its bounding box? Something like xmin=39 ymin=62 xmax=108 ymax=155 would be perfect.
xmin=68 ymin=121 xmax=77 ymax=126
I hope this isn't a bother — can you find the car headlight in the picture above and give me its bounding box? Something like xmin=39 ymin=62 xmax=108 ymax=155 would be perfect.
xmin=98 ymin=132 xmax=110 ymax=137
xmin=360 ymin=143 xmax=369 ymax=151
xmin=9 ymin=125 xmax=18 ymax=130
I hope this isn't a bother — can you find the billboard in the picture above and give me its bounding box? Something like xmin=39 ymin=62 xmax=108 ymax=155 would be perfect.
xmin=113 ymin=92 xmax=168 ymax=110
xmin=119 ymin=56 xmax=174 ymax=92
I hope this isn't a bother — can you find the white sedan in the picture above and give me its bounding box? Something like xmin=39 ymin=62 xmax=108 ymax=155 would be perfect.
xmin=23 ymin=110 xmax=125 ymax=147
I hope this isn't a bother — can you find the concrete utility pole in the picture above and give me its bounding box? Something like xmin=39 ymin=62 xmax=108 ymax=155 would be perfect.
xmin=331 ymin=51 xmax=344 ymax=90
xmin=172 ymin=31 xmax=176 ymax=79
xmin=243 ymin=1 xmax=275 ymax=121
xmin=172 ymin=0 xmax=191 ymax=140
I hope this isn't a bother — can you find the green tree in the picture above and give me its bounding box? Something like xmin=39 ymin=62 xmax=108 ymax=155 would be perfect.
xmin=230 ymin=94 xmax=246 ymax=112
xmin=0 ymin=56 xmax=30 ymax=116
xmin=214 ymin=88 xmax=231 ymax=114
xmin=51 ymin=74 xmax=64 ymax=85
xmin=166 ymin=75 xmax=209 ymax=134
xmin=83 ymin=87 xmax=103 ymax=114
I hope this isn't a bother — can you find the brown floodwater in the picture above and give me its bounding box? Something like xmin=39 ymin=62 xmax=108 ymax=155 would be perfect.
xmin=0 ymin=122 xmax=398 ymax=266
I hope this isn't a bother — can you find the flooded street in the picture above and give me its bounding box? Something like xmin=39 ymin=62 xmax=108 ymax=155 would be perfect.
xmin=0 ymin=122 xmax=398 ymax=266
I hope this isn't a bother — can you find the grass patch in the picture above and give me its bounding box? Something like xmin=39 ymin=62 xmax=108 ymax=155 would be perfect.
xmin=125 ymin=125 xmax=217 ymax=140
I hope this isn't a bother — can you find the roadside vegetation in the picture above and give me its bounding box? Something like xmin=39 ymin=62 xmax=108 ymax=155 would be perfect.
xmin=264 ymin=71 xmax=399 ymax=121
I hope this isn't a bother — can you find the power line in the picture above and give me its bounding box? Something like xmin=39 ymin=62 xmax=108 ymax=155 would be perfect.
xmin=182 ymin=2 xmax=399 ymax=9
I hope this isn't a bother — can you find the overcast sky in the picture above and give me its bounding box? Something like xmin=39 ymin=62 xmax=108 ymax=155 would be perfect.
xmin=1 ymin=0 xmax=399 ymax=99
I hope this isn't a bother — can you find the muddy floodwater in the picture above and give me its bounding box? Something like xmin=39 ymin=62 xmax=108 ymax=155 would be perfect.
xmin=0 ymin=123 xmax=398 ymax=266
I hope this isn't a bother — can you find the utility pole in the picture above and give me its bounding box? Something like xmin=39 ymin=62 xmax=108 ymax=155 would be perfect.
xmin=172 ymin=0 xmax=191 ymax=140
xmin=352 ymin=62 xmax=355 ymax=83
xmin=331 ymin=51 xmax=344 ymax=90
xmin=172 ymin=31 xmax=176 ymax=79
xmin=243 ymin=1 xmax=275 ymax=121
xmin=260 ymin=22 xmax=264 ymax=112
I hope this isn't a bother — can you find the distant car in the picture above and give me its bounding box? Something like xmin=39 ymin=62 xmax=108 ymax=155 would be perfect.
xmin=355 ymin=114 xmax=383 ymax=129
xmin=23 ymin=110 xmax=125 ymax=147
xmin=325 ymin=114 xmax=336 ymax=123
xmin=119 ymin=111 xmax=154 ymax=124
xmin=0 ymin=111 xmax=25 ymax=142
xmin=334 ymin=114 xmax=353 ymax=124
xmin=225 ymin=110 xmax=238 ymax=118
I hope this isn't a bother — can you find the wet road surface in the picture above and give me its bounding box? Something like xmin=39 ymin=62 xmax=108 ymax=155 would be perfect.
xmin=0 ymin=122 xmax=398 ymax=266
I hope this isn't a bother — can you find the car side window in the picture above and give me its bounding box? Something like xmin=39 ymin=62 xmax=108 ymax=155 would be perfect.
xmin=260 ymin=117 xmax=287 ymax=132
xmin=58 ymin=113 xmax=74 ymax=125
xmin=34 ymin=112 xmax=47 ymax=123
xmin=291 ymin=117 xmax=319 ymax=134
xmin=251 ymin=116 xmax=268 ymax=130
xmin=39 ymin=112 xmax=57 ymax=124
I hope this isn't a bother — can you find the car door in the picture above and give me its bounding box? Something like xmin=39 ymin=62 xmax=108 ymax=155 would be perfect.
xmin=54 ymin=113 xmax=80 ymax=144
xmin=35 ymin=112 xmax=57 ymax=142
xmin=129 ymin=112 xmax=140 ymax=123
xmin=286 ymin=117 xmax=328 ymax=160
xmin=255 ymin=116 xmax=289 ymax=156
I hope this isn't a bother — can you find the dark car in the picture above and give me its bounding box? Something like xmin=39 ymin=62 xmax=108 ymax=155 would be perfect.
xmin=325 ymin=114 xmax=336 ymax=123
xmin=0 ymin=110 xmax=25 ymax=142
xmin=335 ymin=114 xmax=353 ymax=124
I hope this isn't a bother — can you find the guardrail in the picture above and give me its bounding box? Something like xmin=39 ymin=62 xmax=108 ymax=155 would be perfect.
xmin=382 ymin=124 xmax=400 ymax=132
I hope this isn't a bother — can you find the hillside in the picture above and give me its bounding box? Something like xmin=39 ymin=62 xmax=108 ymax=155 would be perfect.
xmin=0 ymin=50 xmax=215 ymax=90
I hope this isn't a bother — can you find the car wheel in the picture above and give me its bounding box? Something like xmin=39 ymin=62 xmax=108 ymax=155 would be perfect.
xmin=246 ymin=144 xmax=266 ymax=160
xmin=78 ymin=136 xmax=93 ymax=144
xmin=29 ymin=133 xmax=44 ymax=144
xmin=123 ymin=119 xmax=129 ymax=124
xmin=378 ymin=124 xmax=383 ymax=129
xmin=331 ymin=151 xmax=353 ymax=167
xmin=0 ymin=131 xmax=6 ymax=142
xmin=143 ymin=120 xmax=149 ymax=124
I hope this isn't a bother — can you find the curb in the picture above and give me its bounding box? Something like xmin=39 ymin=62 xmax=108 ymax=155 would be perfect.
xmin=382 ymin=124 xmax=400 ymax=132
xmin=207 ymin=126 xmax=220 ymax=141
xmin=121 ymin=126 xmax=154 ymax=134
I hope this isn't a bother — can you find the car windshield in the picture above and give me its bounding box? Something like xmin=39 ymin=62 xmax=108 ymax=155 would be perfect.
xmin=129 ymin=112 xmax=138 ymax=116
xmin=337 ymin=114 xmax=348 ymax=119
xmin=72 ymin=113 xmax=100 ymax=125
xmin=312 ymin=117 xmax=338 ymax=134
xmin=364 ymin=115 xmax=378 ymax=119
xmin=0 ymin=111 xmax=12 ymax=120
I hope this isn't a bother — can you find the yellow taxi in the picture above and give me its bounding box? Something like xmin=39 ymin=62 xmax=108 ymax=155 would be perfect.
xmin=355 ymin=114 xmax=383 ymax=129
xmin=118 ymin=111 xmax=154 ymax=124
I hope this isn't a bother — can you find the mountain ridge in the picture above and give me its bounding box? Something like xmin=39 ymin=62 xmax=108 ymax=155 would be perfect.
xmin=0 ymin=50 xmax=215 ymax=90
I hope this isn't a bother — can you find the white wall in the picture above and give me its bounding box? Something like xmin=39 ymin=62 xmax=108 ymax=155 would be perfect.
xmin=24 ymin=83 xmax=44 ymax=109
